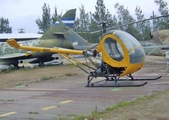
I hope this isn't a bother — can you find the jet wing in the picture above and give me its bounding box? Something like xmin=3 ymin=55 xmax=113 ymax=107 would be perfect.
xmin=0 ymin=53 xmax=26 ymax=59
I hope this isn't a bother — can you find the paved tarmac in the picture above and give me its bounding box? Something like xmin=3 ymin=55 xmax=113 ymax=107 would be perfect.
xmin=0 ymin=56 xmax=169 ymax=120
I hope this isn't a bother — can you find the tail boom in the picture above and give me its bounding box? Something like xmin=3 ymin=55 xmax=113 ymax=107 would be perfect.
xmin=7 ymin=39 xmax=84 ymax=55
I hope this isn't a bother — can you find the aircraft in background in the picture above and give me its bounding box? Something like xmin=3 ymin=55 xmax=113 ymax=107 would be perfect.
xmin=0 ymin=9 xmax=77 ymax=70
xmin=142 ymin=29 xmax=169 ymax=56
xmin=0 ymin=34 xmax=42 ymax=42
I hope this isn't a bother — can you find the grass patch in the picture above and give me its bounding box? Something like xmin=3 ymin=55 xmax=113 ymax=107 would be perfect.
xmin=106 ymin=100 xmax=132 ymax=111
xmin=65 ymin=73 xmax=77 ymax=76
xmin=60 ymin=115 xmax=87 ymax=120
xmin=91 ymin=105 xmax=99 ymax=116
xmin=28 ymin=111 xmax=39 ymax=114
xmin=65 ymin=73 xmax=72 ymax=76
xmin=0 ymin=67 xmax=16 ymax=73
xmin=41 ymin=76 xmax=53 ymax=81
xmin=25 ymin=118 xmax=34 ymax=120
xmin=7 ymin=99 xmax=15 ymax=102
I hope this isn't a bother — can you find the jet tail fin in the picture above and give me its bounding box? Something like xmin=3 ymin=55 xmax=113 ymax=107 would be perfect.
xmin=40 ymin=9 xmax=76 ymax=39
xmin=54 ymin=9 xmax=76 ymax=28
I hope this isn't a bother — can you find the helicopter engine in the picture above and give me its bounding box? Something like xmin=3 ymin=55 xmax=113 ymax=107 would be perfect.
xmin=97 ymin=61 xmax=125 ymax=75
xmin=96 ymin=55 xmax=125 ymax=76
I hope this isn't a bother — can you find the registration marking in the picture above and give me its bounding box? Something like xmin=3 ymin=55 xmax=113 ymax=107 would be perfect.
xmin=0 ymin=112 xmax=17 ymax=117
xmin=42 ymin=106 xmax=57 ymax=111
xmin=60 ymin=100 xmax=73 ymax=104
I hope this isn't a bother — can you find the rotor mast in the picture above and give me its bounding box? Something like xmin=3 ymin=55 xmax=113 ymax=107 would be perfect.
xmin=99 ymin=21 xmax=107 ymax=35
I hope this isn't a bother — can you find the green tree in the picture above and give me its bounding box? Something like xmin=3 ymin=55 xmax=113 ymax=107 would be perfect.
xmin=73 ymin=18 xmax=80 ymax=32
xmin=0 ymin=17 xmax=12 ymax=33
xmin=114 ymin=3 xmax=145 ymax=39
xmin=135 ymin=6 xmax=151 ymax=40
xmin=73 ymin=5 xmax=90 ymax=40
xmin=89 ymin=0 xmax=114 ymax=42
xmin=154 ymin=0 xmax=169 ymax=29
xmin=51 ymin=6 xmax=62 ymax=24
xmin=36 ymin=3 xmax=51 ymax=33
xmin=91 ymin=0 xmax=107 ymax=32
xmin=114 ymin=3 xmax=135 ymax=31
xmin=155 ymin=0 xmax=168 ymax=15
xmin=74 ymin=5 xmax=90 ymax=32
xmin=89 ymin=11 xmax=101 ymax=43
xmin=106 ymin=9 xmax=118 ymax=29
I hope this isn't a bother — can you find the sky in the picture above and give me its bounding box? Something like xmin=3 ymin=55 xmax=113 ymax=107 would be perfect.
xmin=0 ymin=0 xmax=166 ymax=33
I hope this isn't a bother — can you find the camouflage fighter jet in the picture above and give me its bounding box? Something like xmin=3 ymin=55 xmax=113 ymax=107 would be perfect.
xmin=0 ymin=9 xmax=78 ymax=69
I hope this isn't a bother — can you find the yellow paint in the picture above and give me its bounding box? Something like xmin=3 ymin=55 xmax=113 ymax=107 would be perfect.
xmin=7 ymin=39 xmax=20 ymax=48
xmin=60 ymin=100 xmax=73 ymax=104
xmin=97 ymin=34 xmax=129 ymax=67
xmin=42 ymin=106 xmax=57 ymax=110
xmin=97 ymin=33 xmax=144 ymax=77
xmin=120 ymin=63 xmax=143 ymax=76
xmin=7 ymin=39 xmax=83 ymax=55
xmin=0 ymin=112 xmax=17 ymax=117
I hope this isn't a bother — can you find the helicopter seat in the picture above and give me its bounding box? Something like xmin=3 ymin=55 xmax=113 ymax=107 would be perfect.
xmin=104 ymin=41 xmax=123 ymax=61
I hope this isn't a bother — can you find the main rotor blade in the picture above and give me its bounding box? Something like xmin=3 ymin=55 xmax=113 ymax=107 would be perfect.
xmin=90 ymin=14 xmax=169 ymax=34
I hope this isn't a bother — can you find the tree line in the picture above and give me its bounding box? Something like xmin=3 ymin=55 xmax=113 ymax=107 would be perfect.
xmin=35 ymin=0 xmax=169 ymax=42
xmin=0 ymin=17 xmax=12 ymax=33
xmin=0 ymin=0 xmax=168 ymax=43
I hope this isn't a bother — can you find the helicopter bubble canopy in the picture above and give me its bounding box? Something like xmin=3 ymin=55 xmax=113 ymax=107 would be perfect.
xmin=97 ymin=30 xmax=145 ymax=76
xmin=112 ymin=30 xmax=145 ymax=64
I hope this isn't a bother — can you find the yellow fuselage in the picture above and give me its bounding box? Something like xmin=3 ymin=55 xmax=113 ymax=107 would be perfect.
xmin=97 ymin=30 xmax=145 ymax=76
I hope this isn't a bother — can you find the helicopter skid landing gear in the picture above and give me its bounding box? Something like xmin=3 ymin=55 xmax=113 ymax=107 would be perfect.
xmin=86 ymin=74 xmax=162 ymax=87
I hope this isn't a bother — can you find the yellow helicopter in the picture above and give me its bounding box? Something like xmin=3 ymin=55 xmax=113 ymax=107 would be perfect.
xmin=7 ymin=16 xmax=162 ymax=87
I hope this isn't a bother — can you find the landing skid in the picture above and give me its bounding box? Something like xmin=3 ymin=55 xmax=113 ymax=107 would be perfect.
xmin=86 ymin=75 xmax=162 ymax=87
xmin=86 ymin=82 xmax=148 ymax=87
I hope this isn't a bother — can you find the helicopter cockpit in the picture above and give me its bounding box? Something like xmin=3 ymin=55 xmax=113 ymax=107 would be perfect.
xmin=96 ymin=30 xmax=146 ymax=76
xmin=113 ymin=30 xmax=145 ymax=64
xmin=101 ymin=30 xmax=145 ymax=65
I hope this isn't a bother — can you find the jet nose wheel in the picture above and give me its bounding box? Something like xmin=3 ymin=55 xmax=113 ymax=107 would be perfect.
xmin=39 ymin=61 xmax=44 ymax=67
